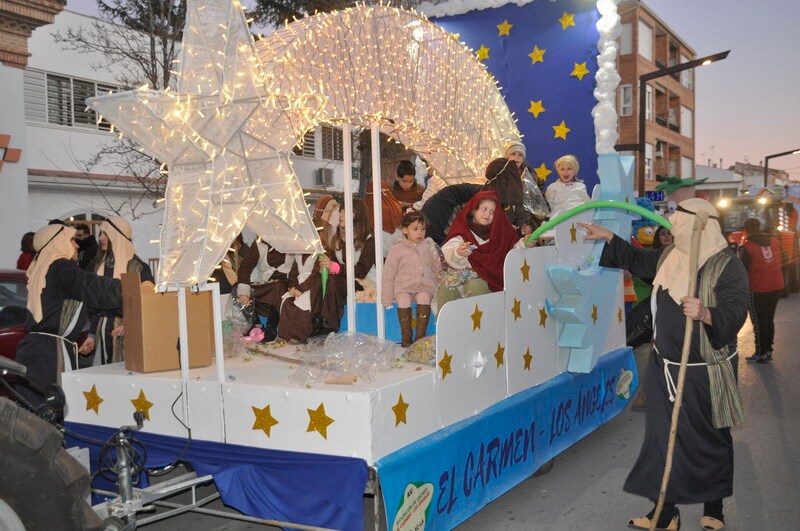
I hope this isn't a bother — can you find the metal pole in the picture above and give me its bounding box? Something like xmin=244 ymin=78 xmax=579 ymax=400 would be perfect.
xmin=342 ymin=124 xmax=356 ymax=331
xmin=637 ymin=76 xmax=648 ymax=196
xmin=763 ymin=157 xmax=770 ymax=188
xmin=370 ymin=124 xmax=385 ymax=340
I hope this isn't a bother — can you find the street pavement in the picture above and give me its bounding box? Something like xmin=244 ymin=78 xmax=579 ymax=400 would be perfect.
xmin=146 ymin=292 xmax=800 ymax=530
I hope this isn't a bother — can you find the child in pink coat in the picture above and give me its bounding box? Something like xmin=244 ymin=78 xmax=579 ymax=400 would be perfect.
xmin=382 ymin=210 xmax=442 ymax=347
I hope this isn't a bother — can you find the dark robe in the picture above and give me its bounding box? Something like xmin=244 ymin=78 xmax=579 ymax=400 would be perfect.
xmin=421 ymin=183 xmax=482 ymax=245
xmin=600 ymin=235 xmax=748 ymax=504
xmin=15 ymin=259 xmax=121 ymax=407
xmin=237 ymin=242 xmax=290 ymax=329
xmin=277 ymin=256 xmax=322 ymax=342
xmin=319 ymin=237 xmax=377 ymax=333
xmin=77 ymin=236 xmax=99 ymax=271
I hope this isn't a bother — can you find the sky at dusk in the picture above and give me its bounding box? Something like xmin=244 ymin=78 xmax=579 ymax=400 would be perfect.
xmin=62 ymin=0 xmax=799 ymax=178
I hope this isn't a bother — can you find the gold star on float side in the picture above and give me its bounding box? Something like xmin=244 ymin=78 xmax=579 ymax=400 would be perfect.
xmin=131 ymin=389 xmax=154 ymax=421
xmin=306 ymin=402 xmax=335 ymax=439
xmin=570 ymin=224 xmax=578 ymax=243
xmin=618 ymin=307 xmax=624 ymax=324
xmin=571 ymin=62 xmax=590 ymax=81
xmin=553 ymin=120 xmax=570 ymax=140
xmin=523 ymin=347 xmax=533 ymax=371
xmin=83 ymin=384 xmax=103 ymax=415
xmin=527 ymin=100 xmax=545 ymax=118
xmin=539 ymin=306 xmax=548 ymax=327
xmin=476 ymin=45 xmax=490 ymax=62
xmin=392 ymin=394 xmax=409 ymax=427
xmin=511 ymin=298 xmax=522 ymax=321
xmin=559 ymin=11 xmax=575 ymax=30
xmin=494 ymin=343 xmax=505 ymax=368
xmin=520 ymin=258 xmax=531 ymax=282
xmin=439 ymin=351 xmax=453 ymax=380
xmin=497 ymin=19 xmax=513 ymax=36
xmin=251 ymin=404 xmax=279 ymax=437
xmin=534 ymin=163 xmax=552 ymax=181
xmin=471 ymin=304 xmax=483 ymax=331
xmin=528 ymin=45 xmax=546 ymax=64
xmin=592 ymin=304 xmax=599 ymax=324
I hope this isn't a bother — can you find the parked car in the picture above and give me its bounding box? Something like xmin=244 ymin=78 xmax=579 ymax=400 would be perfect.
xmin=0 ymin=269 xmax=28 ymax=397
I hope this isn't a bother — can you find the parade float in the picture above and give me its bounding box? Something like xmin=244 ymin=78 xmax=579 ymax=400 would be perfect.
xmin=60 ymin=0 xmax=650 ymax=528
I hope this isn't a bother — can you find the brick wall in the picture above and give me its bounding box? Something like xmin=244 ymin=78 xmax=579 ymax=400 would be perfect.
xmin=0 ymin=0 xmax=65 ymax=67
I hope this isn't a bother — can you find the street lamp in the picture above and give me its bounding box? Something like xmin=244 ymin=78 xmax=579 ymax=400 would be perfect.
xmin=616 ymin=50 xmax=730 ymax=196
xmin=763 ymin=149 xmax=800 ymax=188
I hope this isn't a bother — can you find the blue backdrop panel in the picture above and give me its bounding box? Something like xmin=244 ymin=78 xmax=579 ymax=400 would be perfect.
xmin=64 ymin=423 xmax=369 ymax=530
xmin=376 ymin=347 xmax=637 ymax=530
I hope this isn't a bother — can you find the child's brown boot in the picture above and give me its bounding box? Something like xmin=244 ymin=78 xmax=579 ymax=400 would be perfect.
xmin=397 ymin=307 xmax=413 ymax=347
xmin=415 ymin=304 xmax=431 ymax=341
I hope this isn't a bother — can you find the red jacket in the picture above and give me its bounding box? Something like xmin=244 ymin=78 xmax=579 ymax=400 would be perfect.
xmin=741 ymin=235 xmax=784 ymax=293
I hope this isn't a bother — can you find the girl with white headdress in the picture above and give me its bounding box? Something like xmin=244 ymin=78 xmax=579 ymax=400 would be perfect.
xmin=579 ymin=198 xmax=749 ymax=531
xmin=83 ymin=216 xmax=153 ymax=365
xmin=14 ymin=225 xmax=122 ymax=408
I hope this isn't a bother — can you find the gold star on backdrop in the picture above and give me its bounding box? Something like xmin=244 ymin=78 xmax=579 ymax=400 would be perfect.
xmin=528 ymin=45 xmax=546 ymax=64
xmin=306 ymin=402 xmax=335 ymax=439
xmin=571 ymin=62 xmax=590 ymax=81
xmin=476 ymin=45 xmax=490 ymax=62
xmin=511 ymin=298 xmax=522 ymax=321
xmin=83 ymin=384 xmax=103 ymax=415
xmin=625 ymin=195 xmax=631 ymax=203
xmin=559 ymin=11 xmax=575 ymax=30
xmin=618 ymin=307 xmax=624 ymax=323
xmin=570 ymin=224 xmax=578 ymax=243
xmin=131 ymin=389 xmax=154 ymax=421
xmin=520 ymin=258 xmax=531 ymax=282
xmin=553 ymin=120 xmax=570 ymax=140
xmin=539 ymin=306 xmax=548 ymax=327
xmin=497 ymin=20 xmax=513 ymax=36
xmin=592 ymin=304 xmax=599 ymax=324
xmin=471 ymin=304 xmax=483 ymax=331
xmin=392 ymin=393 xmax=409 ymax=427
xmin=252 ymin=404 xmax=279 ymax=437
xmin=534 ymin=163 xmax=552 ymax=181
xmin=494 ymin=343 xmax=505 ymax=368
xmin=439 ymin=351 xmax=453 ymax=380
xmin=450 ymin=32 xmax=461 ymax=41
xmin=523 ymin=347 xmax=533 ymax=370
xmin=527 ymin=100 xmax=545 ymax=118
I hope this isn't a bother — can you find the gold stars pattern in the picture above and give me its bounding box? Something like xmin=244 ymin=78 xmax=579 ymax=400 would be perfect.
xmin=511 ymin=298 xmax=522 ymax=321
xmin=476 ymin=45 xmax=490 ymax=62
xmin=497 ymin=20 xmax=513 ymax=36
xmin=439 ymin=351 xmax=453 ymax=380
xmin=618 ymin=307 xmax=624 ymax=324
xmin=528 ymin=45 xmax=546 ymax=64
xmin=559 ymin=11 xmax=575 ymax=30
xmin=527 ymin=100 xmax=545 ymax=118
xmin=523 ymin=347 xmax=533 ymax=371
xmin=534 ymin=163 xmax=552 ymax=181
xmin=571 ymin=62 xmax=590 ymax=81
xmin=83 ymin=384 xmax=103 ymax=415
xmin=471 ymin=304 xmax=483 ymax=331
xmin=520 ymin=258 xmax=531 ymax=282
xmin=131 ymin=389 xmax=154 ymax=421
xmin=392 ymin=394 xmax=409 ymax=427
xmin=494 ymin=343 xmax=505 ymax=368
xmin=252 ymin=404 xmax=279 ymax=437
xmin=592 ymin=304 xmax=599 ymax=324
xmin=570 ymin=224 xmax=578 ymax=243
xmin=553 ymin=120 xmax=571 ymax=140
xmin=306 ymin=402 xmax=335 ymax=439
xmin=539 ymin=306 xmax=548 ymax=327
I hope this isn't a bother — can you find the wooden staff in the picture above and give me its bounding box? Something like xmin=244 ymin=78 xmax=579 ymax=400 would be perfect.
xmin=650 ymin=210 xmax=709 ymax=531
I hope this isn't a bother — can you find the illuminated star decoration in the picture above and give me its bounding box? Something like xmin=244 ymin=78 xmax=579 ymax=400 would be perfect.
xmin=131 ymin=389 xmax=154 ymax=421
xmin=520 ymin=258 xmax=531 ymax=282
xmin=471 ymin=304 xmax=483 ymax=331
xmin=476 ymin=44 xmax=490 ymax=61
xmin=618 ymin=307 xmax=624 ymax=324
xmin=497 ymin=19 xmax=513 ymax=36
xmin=534 ymin=163 xmax=552 ymax=181
xmin=592 ymin=304 xmax=599 ymax=324
xmin=392 ymin=394 xmax=409 ymax=427
xmin=571 ymin=62 xmax=590 ymax=81
xmin=83 ymin=384 xmax=103 ymax=415
xmin=553 ymin=120 xmax=571 ymax=140
xmin=539 ymin=306 xmax=548 ymax=327
xmin=559 ymin=11 xmax=575 ymax=30
xmin=511 ymin=298 xmax=522 ymax=321
xmin=527 ymin=100 xmax=545 ymax=118
xmin=494 ymin=343 xmax=505 ymax=368
xmin=307 ymin=402 xmax=335 ymax=439
xmin=570 ymin=223 xmax=578 ymax=243
xmin=528 ymin=45 xmax=545 ymax=64
xmin=439 ymin=351 xmax=453 ymax=380
xmin=523 ymin=347 xmax=533 ymax=370
xmin=252 ymin=404 xmax=279 ymax=437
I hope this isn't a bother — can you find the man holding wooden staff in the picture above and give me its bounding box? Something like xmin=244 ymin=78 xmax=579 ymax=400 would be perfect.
xmin=580 ymin=198 xmax=749 ymax=531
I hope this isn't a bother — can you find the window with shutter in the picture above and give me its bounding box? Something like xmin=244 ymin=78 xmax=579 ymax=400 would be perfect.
xmin=47 ymin=74 xmax=72 ymax=126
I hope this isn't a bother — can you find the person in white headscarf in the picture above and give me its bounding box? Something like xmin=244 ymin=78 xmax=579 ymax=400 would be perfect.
xmin=14 ymin=225 xmax=122 ymax=408
xmin=83 ymin=217 xmax=153 ymax=365
xmin=579 ymin=198 xmax=749 ymax=531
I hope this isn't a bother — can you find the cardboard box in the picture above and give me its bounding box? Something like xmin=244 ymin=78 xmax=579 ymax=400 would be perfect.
xmin=122 ymin=272 xmax=214 ymax=373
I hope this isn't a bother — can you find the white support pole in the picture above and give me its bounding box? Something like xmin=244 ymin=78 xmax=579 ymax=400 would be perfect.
xmin=370 ymin=124 xmax=385 ymax=339
xmin=342 ymin=123 xmax=357 ymax=332
xmin=176 ymin=286 xmax=191 ymax=427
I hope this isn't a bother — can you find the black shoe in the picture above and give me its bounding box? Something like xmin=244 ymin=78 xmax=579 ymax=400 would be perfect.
xmin=764 ymin=350 xmax=773 ymax=361
xmin=746 ymin=353 xmax=766 ymax=363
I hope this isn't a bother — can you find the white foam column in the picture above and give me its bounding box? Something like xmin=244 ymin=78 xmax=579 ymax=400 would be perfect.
xmin=370 ymin=124 xmax=385 ymax=339
xmin=342 ymin=124 xmax=356 ymax=331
